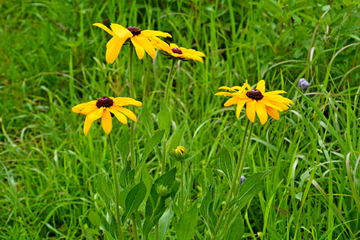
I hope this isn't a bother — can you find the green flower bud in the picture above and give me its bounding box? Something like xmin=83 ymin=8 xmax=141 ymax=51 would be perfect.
xmin=156 ymin=184 xmax=171 ymax=197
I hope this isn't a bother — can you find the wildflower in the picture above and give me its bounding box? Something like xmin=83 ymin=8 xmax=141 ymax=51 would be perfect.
xmin=72 ymin=96 xmax=142 ymax=136
xmin=240 ymin=175 xmax=246 ymax=187
xmin=298 ymin=78 xmax=310 ymax=91
xmin=154 ymin=42 xmax=205 ymax=63
xmin=93 ymin=23 xmax=172 ymax=63
xmin=216 ymin=80 xmax=294 ymax=125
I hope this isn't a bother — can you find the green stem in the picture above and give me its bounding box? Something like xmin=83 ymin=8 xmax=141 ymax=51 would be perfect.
xmin=180 ymin=160 xmax=185 ymax=212
xmin=161 ymin=137 xmax=167 ymax=175
xmin=131 ymin=214 xmax=139 ymax=240
xmin=108 ymin=134 xmax=123 ymax=240
xmin=212 ymin=120 xmax=252 ymax=240
xmin=129 ymin=44 xmax=136 ymax=170
xmin=164 ymin=59 xmax=176 ymax=104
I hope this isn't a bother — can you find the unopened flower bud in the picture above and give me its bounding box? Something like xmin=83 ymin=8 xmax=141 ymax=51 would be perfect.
xmin=240 ymin=175 xmax=246 ymax=187
xmin=169 ymin=146 xmax=189 ymax=161
xmin=298 ymin=78 xmax=310 ymax=91
xmin=156 ymin=184 xmax=171 ymax=196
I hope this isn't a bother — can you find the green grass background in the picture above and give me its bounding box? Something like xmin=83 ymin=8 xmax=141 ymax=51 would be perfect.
xmin=1 ymin=0 xmax=360 ymax=239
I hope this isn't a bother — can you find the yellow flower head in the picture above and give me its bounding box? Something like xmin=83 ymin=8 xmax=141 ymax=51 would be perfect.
xmin=93 ymin=23 xmax=172 ymax=63
xmin=154 ymin=42 xmax=205 ymax=63
xmin=172 ymin=146 xmax=187 ymax=156
xmin=72 ymin=96 xmax=142 ymax=136
xmin=215 ymin=80 xmax=294 ymax=125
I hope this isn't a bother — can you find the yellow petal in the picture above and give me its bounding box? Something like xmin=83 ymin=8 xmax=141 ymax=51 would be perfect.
xmin=135 ymin=36 xmax=156 ymax=58
xmin=106 ymin=37 xmax=127 ymax=64
xmin=246 ymin=100 xmax=256 ymax=122
xmin=255 ymin=101 xmax=268 ymax=125
xmin=72 ymin=101 xmax=97 ymax=113
xmin=260 ymin=99 xmax=282 ymax=111
xmin=83 ymin=108 xmax=104 ymax=137
xmin=236 ymin=100 xmax=248 ymax=119
xmin=101 ymin=109 xmax=112 ymax=135
xmin=263 ymin=90 xmax=286 ymax=96
xmin=256 ymin=80 xmax=266 ymax=94
xmin=130 ymin=37 xmax=145 ymax=59
xmin=79 ymin=106 xmax=98 ymax=115
xmin=106 ymin=36 xmax=117 ymax=49
xmin=93 ymin=23 xmax=114 ymax=36
xmin=218 ymin=86 xmax=236 ymax=91
xmin=266 ymin=106 xmax=279 ymax=120
xmin=109 ymin=108 xmax=127 ymax=124
xmin=112 ymin=106 xmax=137 ymax=122
xmin=224 ymin=97 xmax=239 ymax=106
xmin=113 ymin=97 xmax=142 ymax=106
xmin=110 ymin=24 xmax=132 ymax=39
xmin=141 ymin=30 xmax=172 ymax=38
xmin=170 ymin=43 xmax=179 ymax=49
xmin=215 ymin=92 xmax=236 ymax=97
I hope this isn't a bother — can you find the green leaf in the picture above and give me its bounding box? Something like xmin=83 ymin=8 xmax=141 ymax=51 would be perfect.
xmin=168 ymin=127 xmax=185 ymax=151
xmin=142 ymin=164 xmax=153 ymax=200
xmin=88 ymin=210 xmax=101 ymax=228
xmin=158 ymin=101 xmax=171 ymax=135
xmin=140 ymin=104 xmax=154 ymax=136
xmin=119 ymin=161 xmax=133 ymax=189
xmin=223 ymin=136 xmax=234 ymax=161
xmin=156 ymin=167 xmax=177 ymax=189
xmin=122 ymin=181 xmax=146 ymax=222
xmin=230 ymin=169 xmax=273 ymax=208
xmin=159 ymin=208 xmax=174 ymax=240
xmin=225 ymin=211 xmax=244 ymax=240
xmin=199 ymin=186 xmax=216 ymax=233
xmin=142 ymin=130 xmax=165 ymax=161
xmin=176 ymin=204 xmax=198 ymax=240
xmin=219 ymin=147 xmax=233 ymax=182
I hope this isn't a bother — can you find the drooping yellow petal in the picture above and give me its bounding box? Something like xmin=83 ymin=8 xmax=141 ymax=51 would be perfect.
xmin=113 ymin=97 xmax=143 ymax=107
xmin=131 ymin=37 xmax=145 ymax=59
xmin=110 ymin=24 xmax=132 ymax=39
xmin=246 ymin=100 xmax=256 ymax=122
xmin=135 ymin=36 xmax=156 ymax=58
xmin=83 ymin=108 xmax=104 ymax=137
xmin=93 ymin=23 xmax=114 ymax=36
xmin=266 ymin=106 xmax=280 ymax=120
xmin=256 ymin=80 xmax=266 ymax=94
xmin=141 ymin=30 xmax=172 ymax=38
xmin=106 ymin=36 xmax=117 ymax=49
xmin=170 ymin=43 xmax=179 ymax=49
xmin=236 ymin=100 xmax=248 ymax=119
xmin=101 ymin=109 xmax=112 ymax=134
xmin=109 ymin=108 xmax=127 ymax=124
xmin=255 ymin=101 xmax=268 ymax=125
xmin=112 ymin=106 xmax=137 ymax=122
xmin=218 ymin=86 xmax=236 ymax=91
xmin=106 ymin=37 xmax=127 ymax=64
xmin=260 ymin=99 xmax=283 ymax=111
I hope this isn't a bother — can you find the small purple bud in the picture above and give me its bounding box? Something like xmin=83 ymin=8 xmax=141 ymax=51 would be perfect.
xmin=240 ymin=175 xmax=246 ymax=187
xmin=298 ymin=78 xmax=310 ymax=91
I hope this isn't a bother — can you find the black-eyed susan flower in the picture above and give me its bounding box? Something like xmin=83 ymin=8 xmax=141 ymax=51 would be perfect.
xmin=216 ymin=80 xmax=294 ymax=125
xmin=93 ymin=23 xmax=171 ymax=63
xmin=72 ymin=96 xmax=142 ymax=136
xmin=154 ymin=42 xmax=205 ymax=63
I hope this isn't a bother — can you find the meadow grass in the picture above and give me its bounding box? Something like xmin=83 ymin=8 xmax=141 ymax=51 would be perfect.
xmin=1 ymin=0 xmax=360 ymax=239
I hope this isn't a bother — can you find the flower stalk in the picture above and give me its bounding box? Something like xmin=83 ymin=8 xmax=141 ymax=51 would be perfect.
xmin=129 ymin=45 xmax=136 ymax=170
xmin=108 ymin=134 xmax=123 ymax=240
xmin=164 ymin=59 xmax=176 ymax=105
xmin=212 ymin=120 xmax=253 ymax=239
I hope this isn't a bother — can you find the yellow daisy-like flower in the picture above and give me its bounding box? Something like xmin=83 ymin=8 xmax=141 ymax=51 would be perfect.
xmin=154 ymin=42 xmax=205 ymax=63
xmin=93 ymin=23 xmax=172 ymax=63
xmin=72 ymin=96 xmax=142 ymax=137
xmin=215 ymin=80 xmax=294 ymax=125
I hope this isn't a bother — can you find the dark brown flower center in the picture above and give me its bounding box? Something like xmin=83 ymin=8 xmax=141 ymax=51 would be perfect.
xmin=171 ymin=48 xmax=183 ymax=54
xmin=96 ymin=97 xmax=113 ymax=108
xmin=246 ymin=89 xmax=264 ymax=100
xmin=127 ymin=26 xmax=141 ymax=36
